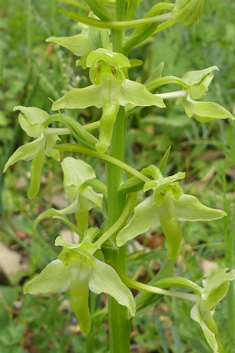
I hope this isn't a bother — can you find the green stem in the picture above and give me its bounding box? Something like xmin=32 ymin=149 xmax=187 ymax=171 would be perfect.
xmin=120 ymin=274 xmax=199 ymax=302
xmin=59 ymin=8 xmax=173 ymax=29
xmin=146 ymin=76 xmax=188 ymax=92
xmin=105 ymin=105 xmax=130 ymax=353
xmin=96 ymin=193 xmax=136 ymax=247
xmin=54 ymin=144 xmax=150 ymax=183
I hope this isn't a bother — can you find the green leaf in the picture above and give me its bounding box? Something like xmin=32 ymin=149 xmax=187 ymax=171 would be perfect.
xmin=3 ymin=134 xmax=45 ymax=172
xmin=24 ymin=259 xmax=71 ymax=294
xmin=145 ymin=62 xmax=164 ymax=90
xmin=159 ymin=146 xmax=171 ymax=171
xmin=61 ymin=157 xmax=96 ymax=197
xmin=120 ymin=80 xmax=165 ymax=108
xmin=187 ymin=96 xmax=235 ymax=122
xmin=46 ymin=34 xmax=92 ymax=56
xmin=52 ymin=85 xmax=102 ymax=111
xmin=174 ymin=194 xmax=227 ymax=221
xmin=116 ymin=197 xmax=159 ymax=247
xmin=0 ymin=287 xmax=18 ymax=330
xmin=89 ymin=258 xmax=136 ymax=316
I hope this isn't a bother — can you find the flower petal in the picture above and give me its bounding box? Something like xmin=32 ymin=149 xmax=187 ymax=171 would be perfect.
xmin=52 ymin=85 xmax=102 ymax=111
xmin=174 ymin=194 xmax=226 ymax=221
xmin=116 ymin=197 xmax=160 ymax=246
xmin=3 ymin=134 xmax=45 ymax=172
xmin=120 ymin=80 xmax=165 ymax=108
xmin=46 ymin=34 xmax=92 ymax=56
xmin=35 ymin=197 xmax=80 ymax=225
xmin=200 ymin=268 xmax=235 ymax=310
xmin=190 ymin=303 xmax=222 ymax=353
xmin=45 ymin=135 xmax=60 ymax=161
xmin=24 ymin=259 xmax=71 ymax=294
xmin=61 ymin=157 xmax=96 ymax=197
xmin=187 ymin=96 xmax=234 ymax=122
xmin=27 ymin=147 xmax=45 ymax=199
xmin=70 ymin=261 xmax=91 ymax=334
xmin=14 ymin=106 xmax=49 ymax=137
xmin=89 ymin=258 xmax=136 ymax=316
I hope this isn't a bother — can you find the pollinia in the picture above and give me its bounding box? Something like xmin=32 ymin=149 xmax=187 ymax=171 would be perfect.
xmin=4 ymin=0 xmax=234 ymax=352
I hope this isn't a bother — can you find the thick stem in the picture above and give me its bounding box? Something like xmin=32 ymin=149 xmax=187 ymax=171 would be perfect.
xmin=106 ymin=106 xmax=131 ymax=353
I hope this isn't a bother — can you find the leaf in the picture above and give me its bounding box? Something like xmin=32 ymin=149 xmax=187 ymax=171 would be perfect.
xmin=145 ymin=62 xmax=164 ymax=90
xmin=89 ymin=258 xmax=136 ymax=316
xmin=46 ymin=34 xmax=92 ymax=56
xmin=159 ymin=146 xmax=171 ymax=171
xmin=0 ymin=287 xmax=18 ymax=330
xmin=116 ymin=197 xmax=160 ymax=247
xmin=24 ymin=259 xmax=71 ymax=294
xmin=174 ymin=194 xmax=227 ymax=221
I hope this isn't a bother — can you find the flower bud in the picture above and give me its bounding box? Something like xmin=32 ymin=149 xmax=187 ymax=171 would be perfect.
xmin=173 ymin=0 xmax=204 ymax=28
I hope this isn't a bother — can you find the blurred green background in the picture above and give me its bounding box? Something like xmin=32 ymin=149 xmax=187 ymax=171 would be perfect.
xmin=0 ymin=0 xmax=235 ymax=352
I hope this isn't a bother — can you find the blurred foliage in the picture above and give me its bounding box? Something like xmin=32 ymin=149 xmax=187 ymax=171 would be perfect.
xmin=0 ymin=0 xmax=235 ymax=352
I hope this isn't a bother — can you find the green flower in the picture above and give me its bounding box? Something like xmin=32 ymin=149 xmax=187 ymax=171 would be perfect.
xmin=24 ymin=229 xmax=136 ymax=334
xmin=35 ymin=157 xmax=102 ymax=234
xmin=176 ymin=67 xmax=234 ymax=122
xmin=3 ymin=106 xmax=60 ymax=199
xmin=52 ymin=49 xmax=165 ymax=153
xmin=191 ymin=268 xmax=235 ymax=352
xmin=117 ymin=167 xmax=226 ymax=259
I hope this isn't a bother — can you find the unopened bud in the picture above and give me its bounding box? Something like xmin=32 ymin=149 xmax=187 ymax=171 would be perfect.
xmin=173 ymin=0 xmax=204 ymax=28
